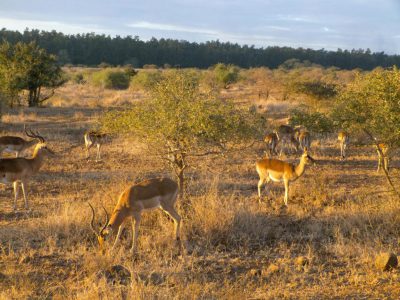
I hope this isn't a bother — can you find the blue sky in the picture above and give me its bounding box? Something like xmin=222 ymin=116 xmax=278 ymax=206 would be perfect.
xmin=1 ymin=0 xmax=400 ymax=53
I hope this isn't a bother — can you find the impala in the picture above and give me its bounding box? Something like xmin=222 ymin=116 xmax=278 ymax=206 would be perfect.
xmin=264 ymin=132 xmax=278 ymax=156
xmin=89 ymin=177 xmax=181 ymax=254
xmin=84 ymin=131 xmax=107 ymax=161
xmin=375 ymin=143 xmax=390 ymax=173
xmin=338 ymin=131 xmax=349 ymax=160
xmin=275 ymin=125 xmax=299 ymax=156
xmin=0 ymin=131 xmax=54 ymax=211
xmin=0 ymin=126 xmax=41 ymax=157
xmin=297 ymin=131 xmax=311 ymax=151
xmin=256 ymin=148 xmax=315 ymax=206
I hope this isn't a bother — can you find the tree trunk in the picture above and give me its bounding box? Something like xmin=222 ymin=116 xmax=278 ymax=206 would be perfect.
xmin=27 ymin=88 xmax=40 ymax=107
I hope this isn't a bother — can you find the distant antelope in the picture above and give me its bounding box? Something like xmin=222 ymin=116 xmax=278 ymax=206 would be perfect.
xmin=256 ymin=148 xmax=315 ymax=206
xmin=375 ymin=143 xmax=390 ymax=173
xmin=84 ymin=131 xmax=107 ymax=161
xmin=275 ymin=125 xmax=299 ymax=156
xmin=297 ymin=131 xmax=311 ymax=151
xmin=0 ymin=131 xmax=54 ymax=211
xmin=89 ymin=177 xmax=181 ymax=254
xmin=0 ymin=126 xmax=41 ymax=158
xmin=338 ymin=131 xmax=349 ymax=160
xmin=264 ymin=132 xmax=278 ymax=156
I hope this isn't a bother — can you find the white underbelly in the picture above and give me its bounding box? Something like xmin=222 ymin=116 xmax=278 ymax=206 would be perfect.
xmin=269 ymin=174 xmax=282 ymax=182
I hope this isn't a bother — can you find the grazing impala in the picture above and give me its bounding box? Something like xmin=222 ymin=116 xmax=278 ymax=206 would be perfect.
xmin=89 ymin=177 xmax=181 ymax=254
xmin=275 ymin=125 xmax=299 ymax=156
xmin=256 ymin=148 xmax=315 ymax=206
xmin=0 ymin=131 xmax=54 ymax=211
xmin=84 ymin=131 xmax=107 ymax=161
xmin=375 ymin=143 xmax=390 ymax=173
xmin=0 ymin=126 xmax=41 ymax=158
xmin=264 ymin=132 xmax=278 ymax=156
xmin=338 ymin=131 xmax=349 ymax=160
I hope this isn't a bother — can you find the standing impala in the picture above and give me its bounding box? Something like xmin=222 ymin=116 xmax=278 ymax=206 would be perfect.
xmin=0 ymin=131 xmax=54 ymax=211
xmin=338 ymin=131 xmax=349 ymax=160
xmin=0 ymin=126 xmax=41 ymax=157
xmin=275 ymin=125 xmax=299 ymax=156
xmin=84 ymin=131 xmax=107 ymax=161
xmin=375 ymin=143 xmax=390 ymax=173
xmin=89 ymin=177 xmax=181 ymax=254
xmin=297 ymin=131 xmax=311 ymax=151
xmin=256 ymin=148 xmax=315 ymax=206
xmin=264 ymin=132 xmax=278 ymax=156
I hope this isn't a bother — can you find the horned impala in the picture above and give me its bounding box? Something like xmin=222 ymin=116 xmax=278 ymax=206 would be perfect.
xmin=84 ymin=130 xmax=107 ymax=161
xmin=338 ymin=131 xmax=349 ymax=160
xmin=0 ymin=131 xmax=55 ymax=211
xmin=264 ymin=132 xmax=278 ymax=156
xmin=275 ymin=125 xmax=299 ymax=156
xmin=375 ymin=143 xmax=390 ymax=173
xmin=89 ymin=177 xmax=181 ymax=254
xmin=0 ymin=126 xmax=41 ymax=157
xmin=256 ymin=148 xmax=315 ymax=206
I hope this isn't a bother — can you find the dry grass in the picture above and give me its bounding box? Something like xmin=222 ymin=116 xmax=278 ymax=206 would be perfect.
xmin=0 ymin=78 xmax=400 ymax=299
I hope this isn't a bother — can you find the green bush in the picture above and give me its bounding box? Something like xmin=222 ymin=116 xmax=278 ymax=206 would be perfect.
xmin=289 ymin=106 xmax=335 ymax=134
xmin=213 ymin=63 xmax=240 ymax=88
xmin=72 ymin=73 xmax=86 ymax=84
xmin=130 ymin=70 xmax=163 ymax=91
xmin=91 ymin=69 xmax=130 ymax=89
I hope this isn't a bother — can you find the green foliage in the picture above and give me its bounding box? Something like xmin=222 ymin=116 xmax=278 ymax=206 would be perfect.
xmin=129 ymin=70 xmax=163 ymax=91
xmin=91 ymin=69 xmax=131 ymax=89
xmin=213 ymin=63 xmax=240 ymax=88
xmin=331 ymin=67 xmax=400 ymax=145
xmin=102 ymin=70 xmax=264 ymax=192
xmin=0 ymin=41 xmax=65 ymax=107
xmin=291 ymin=80 xmax=337 ymax=100
xmin=289 ymin=106 xmax=335 ymax=134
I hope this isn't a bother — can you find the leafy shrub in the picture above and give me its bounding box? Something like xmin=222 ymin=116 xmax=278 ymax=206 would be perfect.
xmin=289 ymin=106 xmax=335 ymax=134
xmin=213 ymin=63 xmax=240 ymax=88
xmin=143 ymin=64 xmax=158 ymax=69
xmin=72 ymin=73 xmax=86 ymax=84
xmin=91 ymin=69 xmax=130 ymax=89
xmin=291 ymin=80 xmax=337 ymax=99
xmin=130 ymin=70 xmax=163 ymax=91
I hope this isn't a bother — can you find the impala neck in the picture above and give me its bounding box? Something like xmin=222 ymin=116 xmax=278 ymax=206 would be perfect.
xmin=30 ymin=146 xmax=47 ymax=173
xmin=108 ymin=208 xmax=128 ymax=231
xmin=26 ymin=139 xmax=39 ymax=149
xmin=294 ymin=155 xmax=307 ymax=178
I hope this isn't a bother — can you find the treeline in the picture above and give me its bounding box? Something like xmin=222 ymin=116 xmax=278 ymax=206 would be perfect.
xmin=1 ymin=28 xmax=399 ymax=70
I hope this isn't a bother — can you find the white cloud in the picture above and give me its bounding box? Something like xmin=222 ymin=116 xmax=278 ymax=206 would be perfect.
xmin=126 ymin=21 xmax=219 ymax=36
xmin=0 ymin=17 xmax=114 ymax=35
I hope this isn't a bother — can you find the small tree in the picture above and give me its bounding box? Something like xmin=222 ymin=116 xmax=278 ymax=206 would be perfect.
xmin=102 ymin=70 xmax=264 ymax=197
xmin=0 ymin=41 xmax=66 ymax=107
xmin=331 ymin=66 xmax=400 ymax=196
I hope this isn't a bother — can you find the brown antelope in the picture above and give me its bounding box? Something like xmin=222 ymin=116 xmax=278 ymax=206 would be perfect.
xmin=0 ymin=126 xmax=41 ymax=158
xmin=256 ymin=148 xmax=315 ymax=206
xmin=275 ymin=125 xmax=299 ymax=156
xmin=338 ymin=131 xmax=349 ymax=160
xmin=89 ymin=177 xmax=181 ymax=254
xmin=297 ymin=131 xmax=311 ymax=151
xmin=375 ymin=143 xmax=390 ymax=173
xmin=0 ymin=131 xmax=54 ymax=211
xmin=264 ymin=132 xmax=278 ymax=156
xmin=84 ymin=131 xmax=107 ymax=161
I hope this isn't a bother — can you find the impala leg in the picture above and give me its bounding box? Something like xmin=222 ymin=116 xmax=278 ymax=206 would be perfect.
xmin=112 ymin=225 xmax=124 ymax=250
xmin=377 ymin=152 xmax=382 ymax=172
xmin=283 ymin=179 xmax=289 ymax=206
xmin=21 ymin=181 xmax=28 ymax=210
xmin=162 ymin=206 xmax=181 ymax=242
xmin=13 ymin=181 xmax=19 ymax=211
xmin=15 ymin=151 xmax=19 ymax=158
xmin=384 ymin=156 xmax=389 ymax=173
xmin=96 ymin=144 xmax=101 ymax=161
xmin=130 ymin=212 xmax=141 ymax=254
xmin=258 ymin=177 xmax=267 ymax=203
